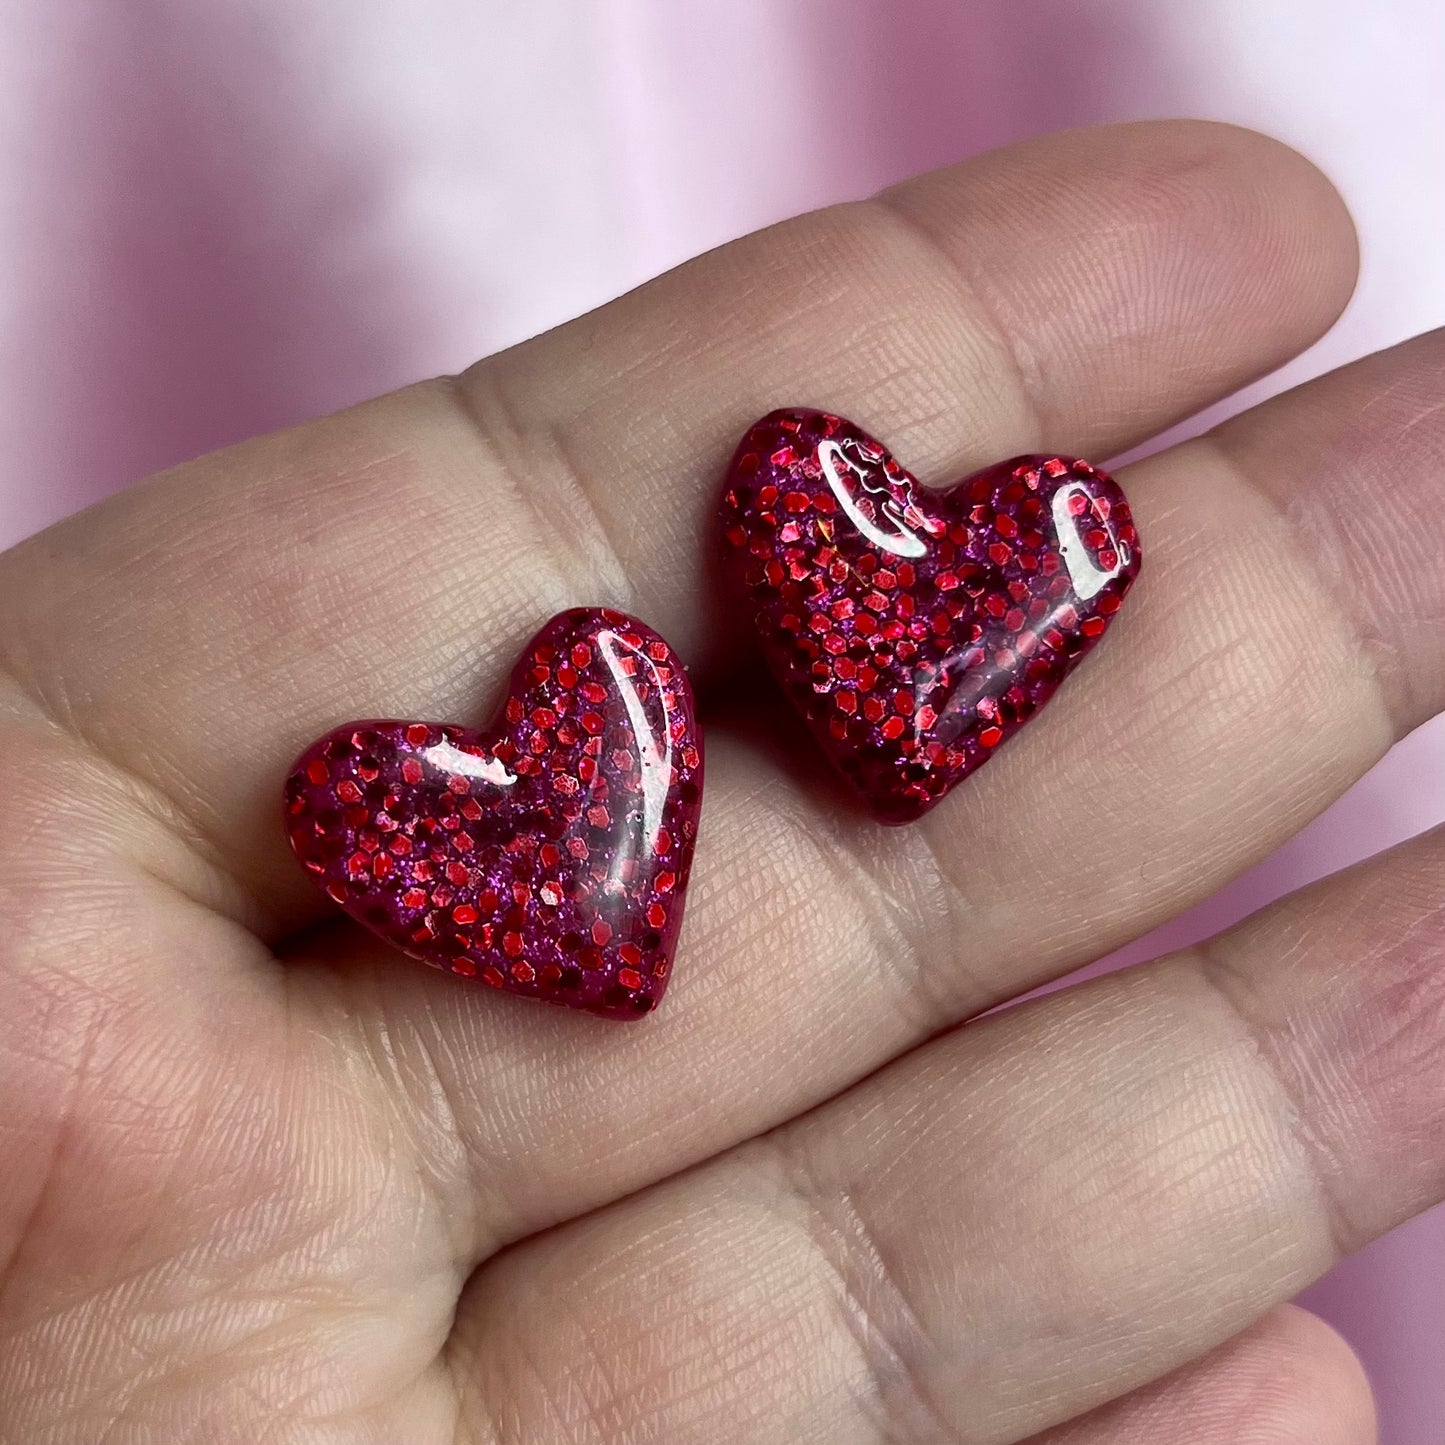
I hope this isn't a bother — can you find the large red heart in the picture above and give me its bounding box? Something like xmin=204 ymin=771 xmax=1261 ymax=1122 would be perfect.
xmin=718 ymin=410 xmax=1141 ymax=823
xmin=284 ymin=608 xmax=702 ymax=1020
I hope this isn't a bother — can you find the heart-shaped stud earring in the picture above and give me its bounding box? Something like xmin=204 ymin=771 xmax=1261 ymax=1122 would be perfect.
xmin=718 ymin=410 xmax=1141 ymax=823
xmin=284 ymin=608 xmax=702 ymax=1019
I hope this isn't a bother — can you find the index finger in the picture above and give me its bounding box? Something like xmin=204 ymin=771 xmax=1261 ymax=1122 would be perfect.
xmin=0 ymin=121 xmax=1356 ymax=928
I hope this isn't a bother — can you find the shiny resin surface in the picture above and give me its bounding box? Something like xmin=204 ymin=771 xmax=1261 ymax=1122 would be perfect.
xmin=719 ymin=410 xmax=1140 ymax=822
xmin=285 ymin=609 xmax=702 ymax=1019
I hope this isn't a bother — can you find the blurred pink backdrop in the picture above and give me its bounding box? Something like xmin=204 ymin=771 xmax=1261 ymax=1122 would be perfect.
xmin=2 ymin=3 xmax=1442 ymax=1439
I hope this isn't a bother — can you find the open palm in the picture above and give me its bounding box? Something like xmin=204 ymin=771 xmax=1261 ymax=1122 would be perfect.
xmin=1 ymin=121 xmax=1439 ymax=1444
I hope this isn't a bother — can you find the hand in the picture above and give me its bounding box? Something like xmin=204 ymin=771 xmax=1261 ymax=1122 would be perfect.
xmin=0 ymin=120 xmax=1432 ymax=1444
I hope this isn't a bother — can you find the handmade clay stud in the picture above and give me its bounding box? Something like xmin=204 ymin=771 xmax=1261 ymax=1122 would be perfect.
xmin=718 ymin=410 xmax=1140 ymax=823
xmin=284 ymin=608 xmax=702 ymax=1019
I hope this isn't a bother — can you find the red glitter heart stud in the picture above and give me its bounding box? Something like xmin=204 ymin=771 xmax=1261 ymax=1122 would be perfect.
xmin=718 ymin=410 xmax=1141 ymax=823
xmin=284 ymin=609 xmax=702 ymax=1019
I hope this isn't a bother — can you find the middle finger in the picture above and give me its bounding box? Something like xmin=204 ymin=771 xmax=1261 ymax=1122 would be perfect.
xmin=303 ymin=327 xmax=1445 ymax=1261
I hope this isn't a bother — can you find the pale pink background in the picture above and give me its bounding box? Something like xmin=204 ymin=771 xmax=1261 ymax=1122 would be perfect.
xmin=2 ymin=3 xmax=1442 ymax=1439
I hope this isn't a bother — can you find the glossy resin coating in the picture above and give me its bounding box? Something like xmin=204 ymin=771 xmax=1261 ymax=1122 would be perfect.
xmin=718 ymin=410 xmax=1141 ymax=823
xmin=284 ymin=608 xmax=702 ymax=1019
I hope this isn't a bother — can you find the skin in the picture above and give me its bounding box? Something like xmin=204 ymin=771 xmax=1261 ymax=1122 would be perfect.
xmin=2 ymin=117 xmax=1442 ymax=1442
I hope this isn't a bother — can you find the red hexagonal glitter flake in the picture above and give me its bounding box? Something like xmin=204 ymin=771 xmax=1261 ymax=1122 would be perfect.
xmin=718 ymin=410 xmax=1141 ymax=823
xmin=284 ymin=608 xmax=702 ymax=1020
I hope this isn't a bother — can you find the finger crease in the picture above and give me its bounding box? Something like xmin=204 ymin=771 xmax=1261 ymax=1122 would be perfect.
xmin=776 ymin=789 xmax=941 ymax=1041
xmin=866 ymin=192 xmax=1047 ymax=450
xmin=447 ymin=372 xmax=637 ymax=615
xmin=890 ymin=819 xmax=997 ymax=1027
xmin=1192 ymin=937 xmax=1361 ymax=1262
xmin=0 ymin=668 xmax=263 ymax=928
xmin=769 ymin=1139 xmax=963 ymax=1445
xmin=1191 ymin=432 xmax=1399 ymax=742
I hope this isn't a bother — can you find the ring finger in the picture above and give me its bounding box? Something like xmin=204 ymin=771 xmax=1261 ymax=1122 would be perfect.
xmin=448 ymin=822 xmax=1441 ymax=1444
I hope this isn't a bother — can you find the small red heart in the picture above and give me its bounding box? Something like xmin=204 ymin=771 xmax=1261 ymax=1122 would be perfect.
xmin=284 ymin=608 xmax=702 ymax=1019
xmin=718 ymin=410 xmax=1141 ymax=823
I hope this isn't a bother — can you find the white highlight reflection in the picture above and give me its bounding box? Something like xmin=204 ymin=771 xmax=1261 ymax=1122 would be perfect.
xmin=422 ymin=740 xmax=516 ymax=787
xmin=598 ymin=628 xmax=672 ymax=856
xmin=818 ymin=438 xmax=929 ymax=558
xmin=1051 ymin=483 xmax=1130 ymax=600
